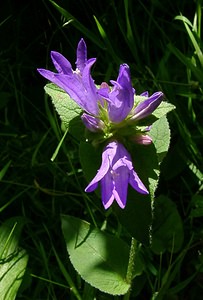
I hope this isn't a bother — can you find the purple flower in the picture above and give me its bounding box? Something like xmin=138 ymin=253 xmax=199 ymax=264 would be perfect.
xmin=37 ymin=38 xmax=100 ymax=116
xmin=85 ymin=141 xmax=148 ymax=209
xmin=131 ymin=91 xmax=163 ymax=121
xmin=81 ymin=113 xmax=104 ymax=132
xmin=98 ymin=67 xmax=163 ymax=124
xmin=38 ymin=38 xmax=164 ymax=133
xmin=99 ymin=64 xmax=135 ymax=123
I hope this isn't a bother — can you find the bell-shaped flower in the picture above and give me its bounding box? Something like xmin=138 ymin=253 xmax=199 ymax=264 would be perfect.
xmin=85 ymin=141 xmax=148 ymax=209
xmin=37 ymin=38 xmax=100 ymax=116
xmin=98 ymin=65 xmax=163 ymax=127
xmin=99 ymin=64 xmax=135 ymax=123
xmin=131 ymin=91 xmax=163 ymax=121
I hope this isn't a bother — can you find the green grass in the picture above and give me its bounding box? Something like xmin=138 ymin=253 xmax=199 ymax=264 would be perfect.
xmin=0 ymin=0 xmax=203 ymax=299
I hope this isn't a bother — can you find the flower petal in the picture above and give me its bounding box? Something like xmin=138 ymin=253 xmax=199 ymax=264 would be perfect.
xmin=51 ymin=51 xmax=72 ymax=75
xmin=81 ymin=113 xmax=103 ymax=132
xmin=140 ymin=91 xmax=149 ymax=97
xmin=112 ymin=165 xmax=129 ymax=208
xmin=108 ymin=64 xmax=135 ymax=122
xmin=76 ymin=38 xmax=87 ymax=73
xmin=101 ymin=173 xmax=115 ymax=209
xmin=121 ymin=155 xmax=149 ymax=194
xmin=129 ymin=170 xmax=149 ymax=194
xmin=38 ymin=58 xmax=99 ymax=115
xmin=133 ymin=91 xmax=163 ymax=120
xmin=81 ymin=58 xmax=99 ymax=115
xmin=85 ymin=143 xmax=116 ymax=192
xmin=37 ymin=69 xmax=70 ymax=91
xmin=85 ymin=140 xmax=148 ymax=209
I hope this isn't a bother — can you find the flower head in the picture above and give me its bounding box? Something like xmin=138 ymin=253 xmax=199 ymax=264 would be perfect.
xmin=37 ymin=39 xmax=100 ymax=116
xmin=38 ymin=38 xmax=164 ymax=139
xmin=85 ymin=141 xmax=148 ymax=209
xmin=38 ymin=38 xmax=168 ymax=209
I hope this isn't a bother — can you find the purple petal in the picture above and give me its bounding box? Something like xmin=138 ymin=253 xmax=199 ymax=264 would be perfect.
xmin=76 ymin=38 xmax=87 ymax=73
xmin=101 ymin=173 xmax=115 ymax=209
xmin=51 ymin=51 xmax=72 ymax=75
xmin=129 ymin=170 xmax=149 ymax=194
xmin=44 ymin=73 xmax=90 ymax=110
xmin=121 ymin=156 xmax=149 ymax=194
xmin=133 ymin=91 xmax=163 ymax=120
xmin=85 ymin=143 xmax=116 ymax=192
xmin=38 ymin=58 xmax=99 ymax=115
xmin=81 ymin=58 xmax=99 ymax=115
xmin=112 ymin=165 xmax=129 ymax=208
xmin=81 ymin=113 xmax=103 ymax=132
xmin=37 ymin=69 xmax=70 ymax=92
xmin=98 ymin=83 xmax=111 ymax=101
xmin=140 ymin=91 xmax=149 ymax=97
xmin=85 ymin=140 xmax=148 ymax=209
xmin=108 ymin=64 xmax=135 ymax=123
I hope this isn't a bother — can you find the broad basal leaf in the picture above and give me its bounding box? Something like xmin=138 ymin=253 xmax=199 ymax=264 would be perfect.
xmin=61 ymin=215 xmax=131 ymax=295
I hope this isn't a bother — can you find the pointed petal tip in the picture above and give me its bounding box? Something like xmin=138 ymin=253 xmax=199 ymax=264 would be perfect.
xmin=50 ymin=50 xmax=58 ymax=56
xmin=50 ymin=50 xmax=65 ymax=61
xmin=139 ymin=184 xmax=149 ymax=195
xmin=142 ymin=188 xmax=149 ymax=195
xmin=85 ymin=178 xmax=99 ymax=193
xmin=78 ymin=38 xmax=86 ymax=46
xmin=103 ymin=196 xmax=114 ymax=210
xmin=36 ymin=68 xmax=51 ymax=77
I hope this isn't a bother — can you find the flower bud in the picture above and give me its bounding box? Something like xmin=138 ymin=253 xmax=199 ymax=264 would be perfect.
xmin=133 ymin=134 xmax=152 ymax=145
xmin=81 ymin=113 xmax=104 ymax=132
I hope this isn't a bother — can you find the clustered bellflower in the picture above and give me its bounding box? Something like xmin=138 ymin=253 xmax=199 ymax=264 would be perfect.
xmin=85 ymin=141 xmax=148 ymax=209
xmin=38 ymin=38 xmax=164 ymax=209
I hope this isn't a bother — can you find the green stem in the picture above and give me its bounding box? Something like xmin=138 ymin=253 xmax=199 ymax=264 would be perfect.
xmin=123 ymin=237 xmax=137 ymax=300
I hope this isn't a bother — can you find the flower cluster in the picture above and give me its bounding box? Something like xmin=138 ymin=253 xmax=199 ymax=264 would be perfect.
xmin=38 ymin=39 xmax=163 ymax=209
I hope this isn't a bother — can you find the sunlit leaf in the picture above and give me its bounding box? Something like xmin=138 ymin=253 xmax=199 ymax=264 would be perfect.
xmin=44 ymin=83 xmax=82 ymax=129
xmin=61 ymin=215 xmax=131 ymax=295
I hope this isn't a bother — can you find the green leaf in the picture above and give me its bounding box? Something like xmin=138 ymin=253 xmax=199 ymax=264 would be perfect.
xmin=0 ymin=217 xmax=28 ymax=300
xmin=152 ymin=101 xmax=175 ymax=119
xmin=44 ymin=83 xmax=82 ymax=129
xmin=150 ymin=116 xmax=171 ymax=163
xmin=175 ymin=15 xmax=203 ymax=68
xmin=151 ymin=195 xmax=184 ymax=253
xmin=61 ymin=215 xmax=131 ymax=295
